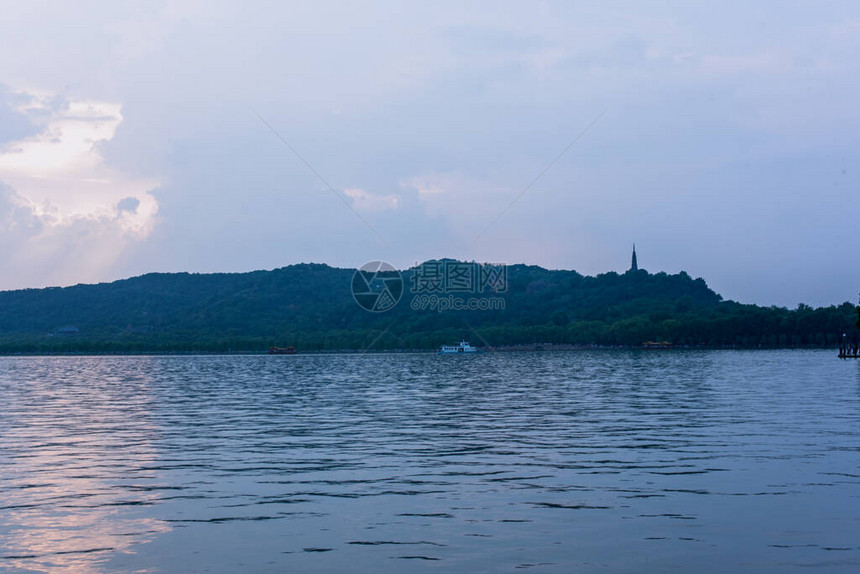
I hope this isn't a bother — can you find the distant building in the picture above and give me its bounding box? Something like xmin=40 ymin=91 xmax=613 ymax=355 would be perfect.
xmin=630 ymin=244 xmax=638 ymax=272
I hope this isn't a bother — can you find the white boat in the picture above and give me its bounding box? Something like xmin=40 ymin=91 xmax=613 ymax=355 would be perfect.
xmin=438 ymin=341 xmax=478 ymax=354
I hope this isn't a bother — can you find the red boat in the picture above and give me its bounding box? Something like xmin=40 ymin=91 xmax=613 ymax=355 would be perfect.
xmin=268 ymin=346 xmax=296 ymax=355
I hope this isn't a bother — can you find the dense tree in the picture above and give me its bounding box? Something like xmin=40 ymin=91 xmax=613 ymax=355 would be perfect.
xmin=0 ymin=262 xmax=855 ymax=352
xmin=856 ymin=294 xmax=860 ymax=330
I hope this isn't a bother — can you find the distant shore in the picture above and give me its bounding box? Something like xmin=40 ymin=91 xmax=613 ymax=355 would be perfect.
xmin=0 ymin=344 xmax=845 ymax=357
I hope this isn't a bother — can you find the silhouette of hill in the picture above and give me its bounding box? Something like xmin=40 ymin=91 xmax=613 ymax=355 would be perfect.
xmin=0 ymin=262 xmax=855 ymax=352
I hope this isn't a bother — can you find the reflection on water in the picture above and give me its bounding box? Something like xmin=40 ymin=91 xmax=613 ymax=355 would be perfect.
xmin=0 ymin=358 xmax=169 ymax=573
xmin=1 ymin=351 xmax=859 ymax=573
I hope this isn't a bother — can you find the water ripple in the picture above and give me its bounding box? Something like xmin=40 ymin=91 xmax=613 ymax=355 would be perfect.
xmin=1 ymin=350 xmax=859 ymax=572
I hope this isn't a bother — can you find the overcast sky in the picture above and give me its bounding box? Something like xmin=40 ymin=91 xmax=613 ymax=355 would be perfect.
xmin=0 ymin=1 xmax=858 ymax=306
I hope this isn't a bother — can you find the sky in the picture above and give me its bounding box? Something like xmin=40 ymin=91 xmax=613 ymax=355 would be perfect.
xmin=0 ymin=1 xmax=858 ymax=307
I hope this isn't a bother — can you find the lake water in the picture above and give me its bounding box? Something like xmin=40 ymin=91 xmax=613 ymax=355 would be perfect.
xmin=1 ymin=350 xmax=859 ymax=573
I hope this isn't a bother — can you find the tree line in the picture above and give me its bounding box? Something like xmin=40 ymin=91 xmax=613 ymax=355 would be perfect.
xmin=0 ymin=263 xmax=856 ymax=352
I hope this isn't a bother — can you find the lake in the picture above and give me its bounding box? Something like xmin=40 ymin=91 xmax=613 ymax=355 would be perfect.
xmin=1 ymin=350 xmax=858 ymax=573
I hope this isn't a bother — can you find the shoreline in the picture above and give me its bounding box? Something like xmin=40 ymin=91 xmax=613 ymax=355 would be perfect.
xmin=0 ymin=345 xmax=844 ymax=358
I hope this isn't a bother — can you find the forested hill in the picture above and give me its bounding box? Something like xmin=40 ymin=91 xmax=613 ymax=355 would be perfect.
xmin=0 ymin=262 xmax=855 ymax=352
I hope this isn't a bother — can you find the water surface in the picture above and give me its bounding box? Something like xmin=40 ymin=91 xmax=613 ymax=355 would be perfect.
xmin=1 ymin=350 xmax=858 ymax=572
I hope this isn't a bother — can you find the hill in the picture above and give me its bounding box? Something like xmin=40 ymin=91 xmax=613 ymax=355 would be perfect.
xmin=0 ymin=262 xmax=855 ymax=353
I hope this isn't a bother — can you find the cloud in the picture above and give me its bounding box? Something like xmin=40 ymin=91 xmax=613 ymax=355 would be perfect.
xmin=0 ymin=183 xmax=153 ymax=289
xmin=0 ymin=2 xmax=859 ymax=305
xmin=343 ymin=188 xmax=399 ymax=212
xmin=0 ymin=92 xmax=157 ymax=211
xmin=0 ymin=88 xmax=159 ymax=288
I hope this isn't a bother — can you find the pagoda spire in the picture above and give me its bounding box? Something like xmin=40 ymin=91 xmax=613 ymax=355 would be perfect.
xmin=630 ymin=244 xmax=638 ymax=271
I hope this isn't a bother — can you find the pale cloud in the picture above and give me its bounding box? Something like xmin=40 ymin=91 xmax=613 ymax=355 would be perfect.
xmin=0 ymin=183 xmax=153 ymax=289
xmin=403 ymin=175 xmax=447 ymax=198
xmin=0 ymin=92 xmax=157 ymax=217
xmin=403 ymin=171 xmax=517 ymax=220
xmin=343 ymin=188 xmax=399 ymax=212
xmin=0 ymin=88 xmax=159 ymax=287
